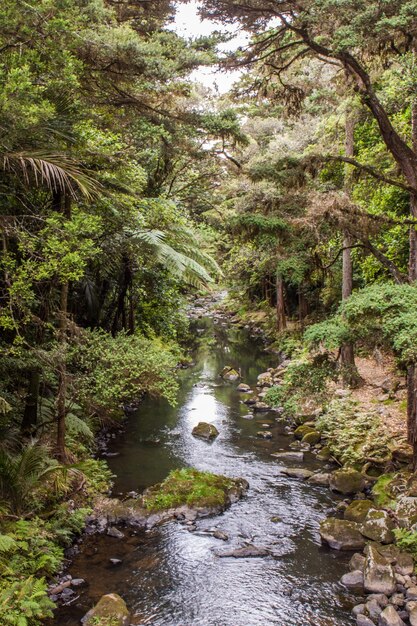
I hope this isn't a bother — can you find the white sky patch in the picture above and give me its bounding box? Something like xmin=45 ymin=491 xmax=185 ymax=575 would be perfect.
xmin=169 ymin=1 xmax=249 ymax=94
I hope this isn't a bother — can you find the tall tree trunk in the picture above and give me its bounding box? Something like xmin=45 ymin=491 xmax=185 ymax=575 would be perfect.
xmin=340 ymin=113 xmax=361 ymax=387
xmin=276 ymin=274 xmax=286 ymax=332
xmin=21 ymin=368 xmax=40 ymax=436
xmin=298 ymin=287 xmax=308 ymax=328
xmin=56 ymin=194 xmax=70 ymax=463
xmin=407 ymin=44 xmax=417 ymax=467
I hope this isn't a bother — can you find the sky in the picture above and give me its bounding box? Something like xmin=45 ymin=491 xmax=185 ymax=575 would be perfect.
xmin=169 ymin=1 xmax=248 ymax=93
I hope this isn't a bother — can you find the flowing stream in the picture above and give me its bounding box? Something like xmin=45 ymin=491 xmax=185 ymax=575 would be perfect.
xmin=54 ymin=314 xmax=356 ymax=626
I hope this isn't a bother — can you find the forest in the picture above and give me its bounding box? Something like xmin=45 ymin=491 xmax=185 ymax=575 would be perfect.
xmin=2 ymin=1 xmax=417 ymax=625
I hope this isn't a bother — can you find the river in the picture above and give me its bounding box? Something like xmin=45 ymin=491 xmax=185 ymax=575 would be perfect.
xmin=54 ymin=314 xmax=356 ymax=625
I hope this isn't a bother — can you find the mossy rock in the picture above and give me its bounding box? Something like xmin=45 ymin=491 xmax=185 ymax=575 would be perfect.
xmin=294 ymin=424 xmax=315 ymax=440
xmin=302 ymin=430 xmax=321 ymax=445
xmin=319 ymin=517 xmax=366 ymax=551
xmin=329 ymin=468 xmax=365 ymax=495
xmin=372 ymin=473 xmax=397 ymax=508
xmin=221 ymin=366 xmax=240 ymax=381
xmin=360 ymin=508 xmax=395 ymax=544
xmin=82 ymin=593 xmax=130 ymax=626
xmin=344 ymin=499 xmax=373 ymax=523
xmin=317 ymin=446 xmax=332 ymax=461
xmin=192 ymin=422 xmax=219 ymax=441
xmin=142 ymin=468 xmax=243 ymax=512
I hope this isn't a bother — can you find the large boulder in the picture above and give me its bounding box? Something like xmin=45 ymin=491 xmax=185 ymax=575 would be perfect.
xmin=192 ymin=422 xmax=219 ymax=441
xmin=341 ymin=569 xmax=364 ymax=591
xmin=257 ymin=372 xmax=273 ymax=387
xmin=329 ymin=468 xmax=365 ymax=495
xmin=81 ymin=593 xmax=130 ymax=626
xmin=360 ymin=509 xmax=395 ymax=544
xmin=319 ymin=518 xmax=366 ymax=551
xmin=345 ymin=500 xmax=373 ymax=524
xmin=364 ymin=545 xmax=396 ymax=596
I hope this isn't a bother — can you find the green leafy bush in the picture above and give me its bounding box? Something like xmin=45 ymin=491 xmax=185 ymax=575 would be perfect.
xmin=0 ymin=576 xmax=54 ymax=626
xmin=265 ymin=350 xmax=336 ymax=416
xmin=72 ymin=330 xmax=181 ymax=411
xmin=394 ymin=528 xmax=417 ymax=560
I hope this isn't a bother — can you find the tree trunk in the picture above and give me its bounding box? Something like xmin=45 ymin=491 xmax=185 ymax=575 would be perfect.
xmin=276 ymin=274 xmax=286 ymax=332
xmin=408 ymin=43 xmax=417 ymax=469
xmin=55 ymin=194 xmax=70 ymax=463
xmin=298 ymin=287 xmax=308 ymax=328
xmin=21 ymin=368 xmax=40 ymax=436
xmin=340 ymin=114 xmax=361 ymax=387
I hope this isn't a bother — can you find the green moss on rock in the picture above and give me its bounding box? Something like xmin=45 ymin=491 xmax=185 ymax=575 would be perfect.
xmin=142 ymin=468 xmax=237 ymax=511
xmin=344 ymin=499 xmax=373 ymax=523
xmin=302 ymin=430 xmax=321 ymax=445
xmin=82 ymin=593 xmax=130 ymax=626
xmin=192 ymin=422 xmax=219 ymax=441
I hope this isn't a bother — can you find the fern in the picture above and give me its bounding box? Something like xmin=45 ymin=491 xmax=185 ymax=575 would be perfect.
xmin=65 ymin=412 xmax=94 ymax=441
xmin=0 ymin=535 xmax=17 ymax=553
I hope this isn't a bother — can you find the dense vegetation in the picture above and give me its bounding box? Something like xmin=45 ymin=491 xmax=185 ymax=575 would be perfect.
xmin=2 ymin=0 xmax=417 ymax=623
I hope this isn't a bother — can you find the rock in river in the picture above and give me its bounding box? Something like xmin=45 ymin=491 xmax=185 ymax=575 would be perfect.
xmin=329 ymin=468 xmax=365 ymax=495
xmin=280 ymin=468 xmax=313 ymax=480
xmin=319 ymin=518 xmax=366 ymax=551
xmin=81 ymin=593 xmax=130 ymax=626
xmin=221 ymin=366 xmax=240 ymax=381
xmin=215 ymin=544 xmax=270 ymax=558
xmin=341 ymin=569 xmax=364 ymax=591
xmin=192 ymin=422 xmax=219 ymax=441
xmin=237 ymin=383 xmax=251 ymax=392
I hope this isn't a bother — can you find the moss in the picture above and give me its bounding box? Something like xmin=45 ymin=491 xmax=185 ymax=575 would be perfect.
xmin=142 ymin=468 xmax=236 ymax=511
xmin=372 ymin=473 xmax=396 ymax=508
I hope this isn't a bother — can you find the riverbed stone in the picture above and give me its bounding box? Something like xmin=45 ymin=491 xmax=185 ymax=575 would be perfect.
xmin=394 ymin=552 xmax=414 ymax=576
xmin=308 ymin=472 xmax=330 ymax=486
xmin=271 ymin=451 xmax=304 ymax=461
xmin=237 ymin=383 xmax=251 ymax=392
xmin=368 ymin=594 xmax=389 ymax=608
xmin=329 ymin=468 xmax=366 ymax=495
xmin=360 ymin=509 xmax=395 ymax=544
xmin=364 ymin=545 xmax=396 ymax=595
xmin=81 ymin=593 xmax=130 ymax=626
xmin=319 ymin=518 xmax=366 ymax=551
xmin=409 ymin=605 xmax=417 ymax=626
xmin=192 ymin=422 xmax=219 ymax=441
xmin=107 ymin=527 xmax=124 ymax=539
xmin=317 ymin=446 xmax=332 ymax=461
xmin=302 ymin=430 xmax=321 ymax=445
xmin=215 ymin=544 xmax=270 ymax=558
xmin=280 ymin=468 xmax=313 ymax=480
xmin=221 ymin=366 xmax=240 ymax=381
xmin=345 ymin=500 xmax=374 ymax=523
xmin=253 ymin=401 xmax=272 ymax=412
xmin=294 ymin=424 xmax=315 ymax=440
xmin=257 ymin=430 xmax=272 ymax=439
xmin=341 ymin=569 xmax=364 ymax=591
xmin=378 ymin=605 xmax=406 ymax=626
xmin=350 ymin=552 xmax=366 ymax=571
xmin=352 ymin=603 xmax=366 ymax=616
xmin=366 ymin=598 xmax=383 ymax=619
xmin=357 ymin=615 xmax=375 ymax=626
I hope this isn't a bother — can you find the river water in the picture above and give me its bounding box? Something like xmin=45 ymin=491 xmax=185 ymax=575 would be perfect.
xmin=54 ymin=316 xmax=356 ymax=626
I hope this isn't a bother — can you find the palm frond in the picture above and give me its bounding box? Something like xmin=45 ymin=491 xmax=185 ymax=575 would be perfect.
xmin=1 ymin=152 xmax=99 ymax=199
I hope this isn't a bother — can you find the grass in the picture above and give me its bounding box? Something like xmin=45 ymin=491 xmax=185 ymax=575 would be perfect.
xmin=142 ymin=468 xmax=236 ymax=511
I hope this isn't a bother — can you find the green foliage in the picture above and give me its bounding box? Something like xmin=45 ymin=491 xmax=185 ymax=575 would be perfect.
xmin=0 ymin=576 xmax=54 ymax=626
xmin=264 ymin=351 xmax=336 ymax=416
xmin=306 ymin=284 xmax=417 ymax=364
xmin=142 ymin=468 xmax=235 ymax=511
xmin=73 ymin=330 xmax=180 ymax=411
xmin=372 ymin=474 xmax=397 ymax=508
xmin=316 ymin=399 xmax=391 ymax=466
xmin=393 ymin=529 xmax=417 ymax=561
xmin=75 ymin=458 xmax=113 ymax=498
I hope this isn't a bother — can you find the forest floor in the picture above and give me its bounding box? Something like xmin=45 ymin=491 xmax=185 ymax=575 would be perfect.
xmin=347 ymin=355 xmax=407 ymax=440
